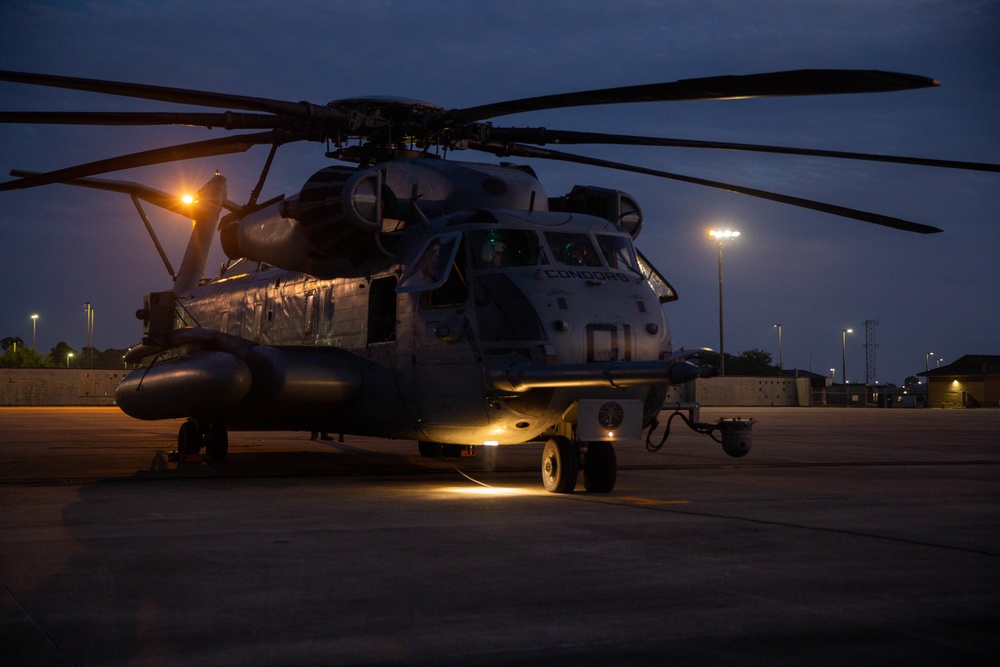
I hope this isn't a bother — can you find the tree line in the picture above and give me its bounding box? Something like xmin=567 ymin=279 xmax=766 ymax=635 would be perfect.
xmin=697 ymin=348 xmax=781 ymax=376
xmin=0 ymin=337 xmax=131 ymax=369
xmin=3 ymin=335 xmax=782 ymax=376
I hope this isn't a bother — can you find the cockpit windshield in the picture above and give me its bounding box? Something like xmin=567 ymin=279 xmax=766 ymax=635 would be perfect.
xmin=595 ymin=234 xmax=642 ymax=274
xmin=544 ymin=232 xmax=603 ymax=267
xmin=471 ymin=229 xmax=547 ymax=269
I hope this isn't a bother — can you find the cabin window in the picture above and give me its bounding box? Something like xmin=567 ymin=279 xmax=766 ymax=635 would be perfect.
xmin=545 ymin=232 xmax=602 ymax=267
xmin=595 ymin=234 xmax=641 ymax=274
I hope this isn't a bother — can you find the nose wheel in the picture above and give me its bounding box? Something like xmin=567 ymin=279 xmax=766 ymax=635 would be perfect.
xmin=542 ymin=437 xmax=617 ymax=494
xmin=542 ymin=437 xmax=577 ymax=493
xmin=582 ymin=442 xmax=617 ymax=493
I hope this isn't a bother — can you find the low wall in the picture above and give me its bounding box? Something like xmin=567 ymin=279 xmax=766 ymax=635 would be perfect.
xmin=665 ymin=376 xmax=812 ymax=407
xmin=4 ymin=370 xmax=810 ymax=408
xmin=0 ymin=369 xmax=125 ymax=406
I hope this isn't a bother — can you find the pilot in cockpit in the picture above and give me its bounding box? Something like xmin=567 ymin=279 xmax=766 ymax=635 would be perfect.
xmin=481 ymin=239 xmax=507 ymax=267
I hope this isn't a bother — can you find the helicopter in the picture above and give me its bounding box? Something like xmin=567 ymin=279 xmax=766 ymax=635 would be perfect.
xmin=2 ymin=69 xmax=996 ymax=493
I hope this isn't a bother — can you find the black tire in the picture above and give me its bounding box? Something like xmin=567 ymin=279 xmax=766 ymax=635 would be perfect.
xmin=418 ymin=441 xmax=443 ymax=457
xmin=541 ymin=436 xmax=578 ymax=493
xmin=582 ymin=442 xmax=617 ymax=493
xmin=204 ymin=422 xmax=228 ymax=462
xmin=177 ymin=420 xmax=202 ymax=455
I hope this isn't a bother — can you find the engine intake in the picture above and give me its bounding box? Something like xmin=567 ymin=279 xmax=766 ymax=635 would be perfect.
xmin=549 ymin=185 xmax=643 ymax=238
xmin=220 ymin=166 xmax=388 ymax=277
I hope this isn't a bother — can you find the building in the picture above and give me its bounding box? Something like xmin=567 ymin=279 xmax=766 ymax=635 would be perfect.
xmin=781 ymin=369 xmax=834 ymax=406
xmin=918 ymin=355 xmax=1000 ymax=408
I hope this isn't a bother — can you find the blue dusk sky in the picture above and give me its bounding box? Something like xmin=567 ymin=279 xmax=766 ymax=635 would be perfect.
xmin=1 ymin=0 xmax=997 ymax=384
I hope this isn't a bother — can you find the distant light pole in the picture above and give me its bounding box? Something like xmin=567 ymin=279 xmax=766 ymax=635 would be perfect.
xmin=937 ymin=358 xmax=943 ymax=368
xmin=66 ymin=352 xmax=74 ymax=368
xmin=842 ymin=328 xmax=853 ymax=405
xmin=31 ymin=314 xmax=38 ymax=351
xmin=84 ymin=302 xmax=94 ymax=368
xmin=709 ymin=229 xmax=740 ymax=376
xmin=773 ymin=323 xmax=782 ymax=372
xmin=925 ymin=351 xmax=934 ymax=372
xmin=830 ymin=368 xmax=836 ymax=383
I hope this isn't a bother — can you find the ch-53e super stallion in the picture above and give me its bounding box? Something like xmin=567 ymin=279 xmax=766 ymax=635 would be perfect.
xmin=2 ymin=69 xmax=996 ymax=493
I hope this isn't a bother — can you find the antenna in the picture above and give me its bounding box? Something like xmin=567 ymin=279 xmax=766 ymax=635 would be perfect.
xmin=864 ymin=318 xmax=879 ymax=385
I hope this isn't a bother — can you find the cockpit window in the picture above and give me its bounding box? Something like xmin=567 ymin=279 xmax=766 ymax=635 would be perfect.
xmin=397 ymin=231 xmax=462 ymax=292
xmin=545 ymin=232 xmax=603 ymax=267
xmin=595 ymin=234 xmax=641 ymax=274
xmin=471 ymin=229 xmax=546 ymax=269
xmin=636 ymin=249 xmax=679 ymax=303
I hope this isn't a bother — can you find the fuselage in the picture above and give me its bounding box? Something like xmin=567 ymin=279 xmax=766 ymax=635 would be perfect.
xmin=120 ymin=157 xmax=682 ymax=446
xmin=175 ymin=207 xmax=673 ymax=444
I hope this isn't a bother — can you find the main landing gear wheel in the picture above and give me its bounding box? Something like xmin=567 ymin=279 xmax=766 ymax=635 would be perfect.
xmin=177 ymin=419 xmax=229 ymax=461
xmin=541 ymin=436 xmax=578 ymax=494
xmin=204 ymin=421 xmax=229 ymax=462
xmin=582 ymin=442 xmax=617 ymax=493
xmin=177 ymin=420 xmax=202 ymax=456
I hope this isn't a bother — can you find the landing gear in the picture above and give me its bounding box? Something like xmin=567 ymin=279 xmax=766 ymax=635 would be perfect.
xmin=541 ymin=437 xmax=618 ymax=494
xmin=542 ymin=437 xmax=577 ymax=493
xmin=175 ymin=418 xmax=229 ymax=461
xmin=204 ymin=421 xmax=229 ymax=462
xmin=177 ymin=420 xmax=201 ymax=456
xmin=418 ymin=441 xmax=442 ymax=457
xmin=582 ymin=442 xmax=617 ymax=493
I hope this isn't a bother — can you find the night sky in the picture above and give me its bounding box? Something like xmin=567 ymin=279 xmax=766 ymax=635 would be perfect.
xmin=1 ymin=0 xmax=997 ymax=385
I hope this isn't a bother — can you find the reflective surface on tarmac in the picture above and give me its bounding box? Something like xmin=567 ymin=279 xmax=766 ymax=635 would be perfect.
xmin=2 ymin=406 xmax=998 ymax=665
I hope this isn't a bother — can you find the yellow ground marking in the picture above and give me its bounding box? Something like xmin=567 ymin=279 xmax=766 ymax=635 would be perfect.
xmin=618 ymin=496 xmax=690 ymax=505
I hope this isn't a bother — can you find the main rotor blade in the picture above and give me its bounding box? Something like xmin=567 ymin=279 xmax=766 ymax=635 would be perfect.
xmin=450 ymin=70 xmax=939 ymax=123
xmin=0 ymin=70 xmax=348 ymax=123
xmin=9 ymin=170 xmax=243 ymax=214
xmin=0 ymin=131 xmax=284 ymax=191
xmin=471 ymin=141 xmax=942 ymax=234
xmin=0 ymin=111 xmax=289 ymax=130
xmin=489 ymin=128 xmax=1000 ymax=173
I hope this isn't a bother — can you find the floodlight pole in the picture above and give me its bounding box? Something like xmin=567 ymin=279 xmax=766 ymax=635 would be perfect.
xmin=774 ymin=323 xmax=782 ymax=371
xmin=842 ymin=328 xmax=853 ymax=406
xmin=709 ymin=230 xmax=739 ymax=376
xmin=717 ymin=242 xmax=725 ymax=376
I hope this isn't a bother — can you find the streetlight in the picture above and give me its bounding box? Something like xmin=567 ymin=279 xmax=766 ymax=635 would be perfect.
xmin=830 ymin=368 xmax=836 ymax=383
xmin=842 ymin=328 xmax=853 ymax=405
xmin=773 ymin=323 xmax=782 ymax=372
xmin=708 ymin=229 xmax=740 ymax=376
xmin=31 ymin=314 xmax=38 ymax=351
xmin=66 ymin=352 xmax=74 ymax=368
xmin=925 ymin=351 xmax=934 ymax=372
xmin=84 ymin=302 xmax=94 ymax=368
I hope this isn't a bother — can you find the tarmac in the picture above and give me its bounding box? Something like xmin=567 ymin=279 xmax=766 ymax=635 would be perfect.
xmin=1 ymin=406 xmax=998 ymax=665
